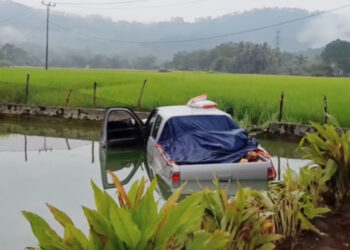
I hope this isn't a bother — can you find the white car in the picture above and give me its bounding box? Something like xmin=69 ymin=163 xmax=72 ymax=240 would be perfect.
xmin=100 ymin=96 xmax=276 ymax=192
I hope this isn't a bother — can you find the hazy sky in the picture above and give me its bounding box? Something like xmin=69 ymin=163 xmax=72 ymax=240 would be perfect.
xmin=12 ymin=0 xmax=350 ymax=23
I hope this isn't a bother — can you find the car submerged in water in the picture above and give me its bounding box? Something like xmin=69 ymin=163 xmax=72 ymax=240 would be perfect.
xmin=100 ymin=95 xmax=276 ymax=193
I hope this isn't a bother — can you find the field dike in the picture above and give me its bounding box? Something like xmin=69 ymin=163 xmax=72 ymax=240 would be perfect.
xmin=0 ymin=103 xmax=149 ymax=121
xmin=0 ymin=102 xmax=323 ymax=138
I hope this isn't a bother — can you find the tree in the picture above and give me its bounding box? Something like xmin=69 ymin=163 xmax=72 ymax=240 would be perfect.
xmin=0 ymin=43 xmax=41 ymax=66
xmin=132 ymin=56 xmax=157 ymax=70
xmin=295 ymin=54 xmax=308 ymax=66
xmin=321 ymin=39 xmax=350 ymax=76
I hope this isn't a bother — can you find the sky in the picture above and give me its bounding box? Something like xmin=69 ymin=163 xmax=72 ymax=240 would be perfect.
xmin=12 ymin=0 xmax=350 ymax=23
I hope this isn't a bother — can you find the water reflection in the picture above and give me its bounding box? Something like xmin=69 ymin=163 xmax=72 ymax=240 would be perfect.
xmin=0 ymin=117 xmax=310 ymax=249
xmin=0 ymin=134 xmax=101 ymax=250
xmin=259 ymin=138 xmax=310 ymax=180
xmin=99 ymin=145 xmax=147 ymax=189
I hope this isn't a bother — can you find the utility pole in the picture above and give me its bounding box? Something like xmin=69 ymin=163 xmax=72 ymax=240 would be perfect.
xmin=42 ymin=1 xmax=55 ymax=70
xmin=275 ymin=29 xmax=281 ymax=50
xmin=275 ymin=29 xmax=281 ymax=64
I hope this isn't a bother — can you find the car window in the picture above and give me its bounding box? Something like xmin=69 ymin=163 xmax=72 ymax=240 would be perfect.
xmin=151 ymin=115 xmax=162 ymax=139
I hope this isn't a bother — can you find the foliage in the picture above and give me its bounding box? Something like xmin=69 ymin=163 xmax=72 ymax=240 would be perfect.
xmin=172 ymin=42 xmax=297 ymax=75
xmin=0 ymin=43 xmax=41 ymax=66
xmin=23 ymin=172 xmax=229 ymax=250
xmin=253 ymin=166 xmax=332 ymax=244
xmin=202 ymin=181 xmax=281 ymax=250
xmin=299 ymin=121 xmax=350 ymax=205
xmin=321 ymin=39 xmax=350 ymax=76
xmin=22 ymin=175 xmax=281 ymax=250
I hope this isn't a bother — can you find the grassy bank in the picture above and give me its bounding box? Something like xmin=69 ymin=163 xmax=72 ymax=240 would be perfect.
xmin=0 ymin=67 xmax=349 ymax=126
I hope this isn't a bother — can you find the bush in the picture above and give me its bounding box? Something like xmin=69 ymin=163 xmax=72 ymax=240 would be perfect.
xmin=299 ymin=121 xmax=350 ymax=206
xmin=23 ymin=172 xmax=229 ymax=250
xmin=23 ymin=172 xmax=280 ymax=250
xmin=252 ymin=166 xmax=333 ymax=246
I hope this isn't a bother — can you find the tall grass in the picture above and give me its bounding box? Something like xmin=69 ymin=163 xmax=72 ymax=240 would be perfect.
xmin=1 ymin=68 xmax=349 ymax=126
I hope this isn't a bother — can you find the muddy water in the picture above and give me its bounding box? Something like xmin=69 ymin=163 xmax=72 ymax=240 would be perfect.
xmin=0 ymin=118 xmax=308 ymax=249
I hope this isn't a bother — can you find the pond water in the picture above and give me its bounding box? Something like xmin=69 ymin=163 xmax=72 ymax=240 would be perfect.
xmin=0 ymin=118 xmax=309 ymax=250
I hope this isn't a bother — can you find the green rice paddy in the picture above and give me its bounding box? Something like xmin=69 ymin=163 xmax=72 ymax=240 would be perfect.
xmin=0 ymin=67 xmax=349 ymax=126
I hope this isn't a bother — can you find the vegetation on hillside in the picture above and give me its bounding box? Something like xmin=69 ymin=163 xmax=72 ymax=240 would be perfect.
xmin=170 ymin=39 xmax=350 ymax=76
xmin=1 ymin=39 xmax=350 ymax=77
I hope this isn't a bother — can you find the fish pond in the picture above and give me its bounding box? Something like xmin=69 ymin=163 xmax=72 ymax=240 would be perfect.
xmin=0 ymin=117 xmax=308 ymax=250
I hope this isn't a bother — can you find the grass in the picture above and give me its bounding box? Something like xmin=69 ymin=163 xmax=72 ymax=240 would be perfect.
xmin=0 ymin=67 xmax=349 ymax=126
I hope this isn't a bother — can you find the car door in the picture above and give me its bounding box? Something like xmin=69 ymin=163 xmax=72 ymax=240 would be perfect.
xmin=100 ymin=107 xmax=145 ymax=148
xmin=146 ymin=114 xmax=162 ymax=155
xmin=146 ymin=114 xmax=164 ymax=172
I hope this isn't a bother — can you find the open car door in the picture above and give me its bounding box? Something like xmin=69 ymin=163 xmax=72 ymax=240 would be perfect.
xmin=100 ymin=108 xmax=145 ymax=148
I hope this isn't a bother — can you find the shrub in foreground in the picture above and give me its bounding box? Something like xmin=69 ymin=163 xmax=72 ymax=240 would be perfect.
xmin=300 ymin=121 xmax=350 ymax=206
xmin=23 ymin=171 xmax=279 ymax=250
xmin=252 ymin=165 xmax=334 ymax=246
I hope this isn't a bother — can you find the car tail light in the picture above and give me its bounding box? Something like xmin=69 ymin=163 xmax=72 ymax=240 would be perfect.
xmin=268 ymin=163 xmax=277 ymax=180
xmin=172 ymin=172 xmax=180 ymax=183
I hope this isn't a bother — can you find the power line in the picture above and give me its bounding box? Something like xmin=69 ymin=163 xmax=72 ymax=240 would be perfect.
xmin=0 ymin=9 xmax=36 ymax=25
xmin=51 ymin=3 xmax=350 ymax=44
xmin=55 ymin=0 xmax=210 ymax=10
xmin=55 ymin=0 xmax=149 ymax=6
xmin=22 ymin=22 xmax=46 ymax=39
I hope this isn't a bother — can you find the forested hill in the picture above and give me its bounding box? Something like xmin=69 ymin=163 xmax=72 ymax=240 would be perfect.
xmin=1 ymin=0 xmax=320 ymax=60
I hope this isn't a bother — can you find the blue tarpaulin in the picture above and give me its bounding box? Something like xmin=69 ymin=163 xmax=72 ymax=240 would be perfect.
xmin=158 ymin=115 xmax=259 ymax=165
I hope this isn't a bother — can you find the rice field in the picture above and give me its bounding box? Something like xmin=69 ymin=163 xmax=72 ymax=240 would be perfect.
xmin=0 ymin=67 xmax=349 ymax=126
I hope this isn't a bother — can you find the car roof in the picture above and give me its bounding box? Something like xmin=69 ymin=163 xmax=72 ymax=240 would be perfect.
xmin=156 ymin=105 xmax=230 ymax=120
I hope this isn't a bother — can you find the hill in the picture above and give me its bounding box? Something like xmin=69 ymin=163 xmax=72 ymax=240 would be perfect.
xmin=0 ymin=0 xmax=328 ymax=61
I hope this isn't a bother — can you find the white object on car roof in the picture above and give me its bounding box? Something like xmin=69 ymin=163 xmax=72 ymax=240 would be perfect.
xmin=186 ymin=93 xmax=218 ymax=109
xmin=156 ymin=105 xmax=229 ymax=121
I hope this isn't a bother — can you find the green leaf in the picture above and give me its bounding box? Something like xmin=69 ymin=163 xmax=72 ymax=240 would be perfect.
xmin=46 ymin=203 xmax=74 ymax=228
xmin=159 ymin=183 xmax=185 ymax=214
xmin=298 ymin=212 xmax=326 ymax=236
xmin=321 ymin=159 xmax=338 ymax=183
xmin=63 ymin=225 xmax=89 ymax=250
xmin=235 ymin=182 xmax=245 ymax=211
xmin=82 ymin=206 xmax=120 ymax=245
xmin=258 ymin=242 xmax=276 ymax=250
xmin=87 ymin=229 xmax=104 ymax=250
xmin=134 ymin=178 xmax=160 ymax=248
xmin=135 ymin=178 xmax=147 ymax=208
xmin=22 ymin=211 xmax=66 ymax=250
xmin=109 ymin=206 xmax=141 ymax=248
xmin=155 ymin=193 xmax=204 ymax=250
xmin=127 ymin=180 xmax=139 ymax=208
xmin=91 ymin=180 xmax=116 ymax=217
xmin=186 ymin=230 xmax=228 ymax=250
xmin=342 ymin=136 xmax=350 ymax=166
xmin=255 ymin=234 xmax=282 ymax=246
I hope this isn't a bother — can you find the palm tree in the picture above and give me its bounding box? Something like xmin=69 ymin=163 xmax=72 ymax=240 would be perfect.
xmin=295 ymin=54 xmax=308 ymax=66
